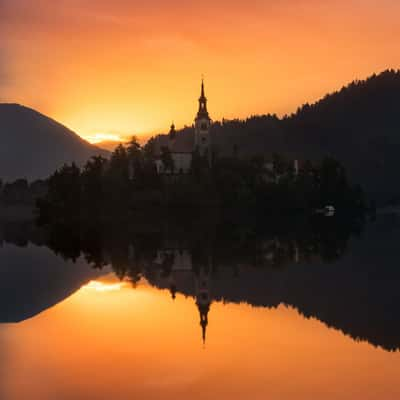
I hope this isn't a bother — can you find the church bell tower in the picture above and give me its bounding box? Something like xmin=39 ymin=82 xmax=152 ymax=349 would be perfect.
xmin=195 ymin=266 xmax=212 ymax=345
xmin=194 ymin=79 xmax=212 ymax=158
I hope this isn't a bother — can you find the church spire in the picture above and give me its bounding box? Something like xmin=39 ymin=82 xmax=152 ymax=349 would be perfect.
xmin=197 ymin=301 xmax=210 ymax=345
xmin=195 ymin=264 xmax=212 ymax=346
xmin=201 ymin=78 xmax=205 ymax=99
xmin=194 ymin=77 xmax=212 ymax=160
xmin=197 ymin=78 xmax=209 ymax=118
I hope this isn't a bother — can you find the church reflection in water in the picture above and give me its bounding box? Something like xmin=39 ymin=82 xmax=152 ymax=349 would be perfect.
xmin=152 ymin=243 xmax=213 ymax=344
xmin=147 ymin=235 xmax=309 ymax=344
xmin=3 ymin=212 xmax=400 ymax=352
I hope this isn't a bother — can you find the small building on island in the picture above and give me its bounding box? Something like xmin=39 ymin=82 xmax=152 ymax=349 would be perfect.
xmin=154 ymin=79 xmax=212 ymax=175
xmin=153 ymin=79 xmax=302 ymax=181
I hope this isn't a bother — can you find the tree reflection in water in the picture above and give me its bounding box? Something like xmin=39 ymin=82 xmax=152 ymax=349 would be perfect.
xmin=2 ymin=211 xmax=400 ymax=351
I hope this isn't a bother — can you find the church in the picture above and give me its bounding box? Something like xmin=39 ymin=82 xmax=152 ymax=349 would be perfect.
xmin=154 ymin=80 xmax=212 ymax=175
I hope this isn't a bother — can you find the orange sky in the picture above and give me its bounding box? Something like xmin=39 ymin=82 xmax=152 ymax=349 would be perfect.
xmin=1 ymin=0 xmax=400 ymax=143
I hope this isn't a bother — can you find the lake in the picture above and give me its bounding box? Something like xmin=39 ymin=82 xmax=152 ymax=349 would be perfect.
xmin=1 ymin=213 xmax=400 ymax=399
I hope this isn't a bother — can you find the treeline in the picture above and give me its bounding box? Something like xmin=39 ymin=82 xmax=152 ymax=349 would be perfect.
xmin=8 ymin=216 xmax=400 ymax=352
xmin=159 ymin=70 xmax=400 ymax=203
xmin=3 ymin=209 xmax=365 ymax=274
xmin=36 ymin=135 xmax=366 ymax=223
xmin=212 ymin=155 xmax=366 ymax=213
xmin=37 ymin=137 xmax=160 ymax=223
xmin=0 ymin=179 xmax=47 ymax=206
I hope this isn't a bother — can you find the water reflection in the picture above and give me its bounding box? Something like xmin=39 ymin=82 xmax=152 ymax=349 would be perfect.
xmin=1 ymin=212 xmax=400 ymax=352
xmin=1 ymin=276 xmax=400 ymax=400
xmin=2 ymin=213 xmax=400 ymax=398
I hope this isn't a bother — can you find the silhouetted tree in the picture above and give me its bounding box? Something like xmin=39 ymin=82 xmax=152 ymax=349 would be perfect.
xmin=160 ymin=146 xmax=174 ymax=174
xmin=81 ymin=155 xmax=108 ymax=215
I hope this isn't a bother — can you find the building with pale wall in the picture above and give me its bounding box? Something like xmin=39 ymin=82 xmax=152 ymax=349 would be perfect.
xmin=154 ymin=80 xmax=212 ymax=175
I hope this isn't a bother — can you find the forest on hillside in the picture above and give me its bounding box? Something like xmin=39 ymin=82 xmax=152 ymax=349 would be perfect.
xmin=151 ymin=70 xmax=400 ymax=204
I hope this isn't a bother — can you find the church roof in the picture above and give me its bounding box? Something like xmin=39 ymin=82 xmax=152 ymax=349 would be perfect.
xmin=154 ymin=128 xmax=195 ymax=156
xmin=153 ymin=78 xmax=210 ymax=157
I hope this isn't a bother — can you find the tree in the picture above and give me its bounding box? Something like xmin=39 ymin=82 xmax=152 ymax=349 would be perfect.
xmin=318 ymin=157 xmax=349 ymax=206
xmin=141 ymin=139 xmax=160 ymax=188
xmin=106 ymin=144 xmax=130 ymax=212
xmin=37 ymin=163 xmax=81 ymax=221
xmin=190 ymin=148 xmax=209 ymax=181
xmin=272 ymin=153 xmax=289 ymax=178
xmin=81 ymin=155 xmax=108 ymax=214
xmin=126 ymin=136 xmax=144 ymax=181
xmin=160 ymin=146 xmax=174 ymax=174
xmin=143 ymin=138 xmax=156 ymax=162
xmin=2 ymin=179 xmax=30 ymax=205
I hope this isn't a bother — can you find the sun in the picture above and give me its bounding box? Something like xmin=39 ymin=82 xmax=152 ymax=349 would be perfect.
xmin=82 ymin=280 xmax=127 ymax=292
xmin=83 ymin=133 xmax=128 ymax=144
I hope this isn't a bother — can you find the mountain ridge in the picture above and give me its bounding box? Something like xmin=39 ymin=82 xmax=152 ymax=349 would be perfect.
xmin=0 ymin=103 xmax=109 ymax=181
xmin=3 ymin=70 xmax=400 ymax=202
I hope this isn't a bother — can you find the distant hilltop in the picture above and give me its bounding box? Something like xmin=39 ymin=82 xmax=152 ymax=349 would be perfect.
xmin=151 ymin=69 xmax=400 ymax=203
xmin=0 ymin=104 xmax=109 ymax=181
xmin=2 ymin=69 xmax=400 ymax=204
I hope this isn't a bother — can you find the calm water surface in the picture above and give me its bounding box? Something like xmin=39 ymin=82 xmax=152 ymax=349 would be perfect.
xmin=1 ymin=215 xmax=400 ymax=399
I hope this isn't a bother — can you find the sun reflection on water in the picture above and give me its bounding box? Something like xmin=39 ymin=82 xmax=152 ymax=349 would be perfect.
xmin=82 ymin=280 xmax=127 ymax=292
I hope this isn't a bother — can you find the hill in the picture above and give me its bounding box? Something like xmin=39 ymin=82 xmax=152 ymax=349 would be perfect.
xmin=154 ymin=70 xmax=400 ymax=203
xmin=0 ymin=240 xmax=103 ymax=323
xmin=284 ymin=70 xmax=400 ymax=203
xmin=0 ymin=104 xmax=109 ymax=181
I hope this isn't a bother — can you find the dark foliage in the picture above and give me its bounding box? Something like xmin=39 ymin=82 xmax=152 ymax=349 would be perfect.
xmin=158 ymin=70 xmax=400 ymax=204
xmin=0 ymin=178 xmax=48 ymax=206
xmin=36 ymin=136 xmax=365 ymax=223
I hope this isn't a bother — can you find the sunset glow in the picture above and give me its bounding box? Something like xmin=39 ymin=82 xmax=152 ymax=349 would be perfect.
xmin=83 ymin=133 xmax=127 ymax=144
xmin=1 ymin=0 xmax=400 ymax=142
xmin=1 ymin=1 xmax=400 ymax=395
xmin=2 ymin=279 xmax=400 ymax=400
xmin=82 ymin=280 xmax=127 ymax=292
